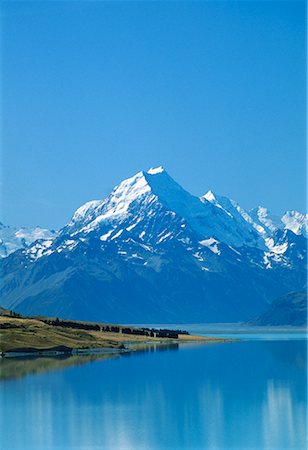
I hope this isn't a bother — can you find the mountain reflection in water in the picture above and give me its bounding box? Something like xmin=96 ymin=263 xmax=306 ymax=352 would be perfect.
xmin=0 ymin=338 xmax=306 ymax=450
xmin=0 ymin=342 xmax=180 ymax=381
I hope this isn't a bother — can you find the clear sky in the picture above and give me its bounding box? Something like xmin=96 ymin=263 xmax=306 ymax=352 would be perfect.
xmin=1 ymin=0 xmax=306 ymax=229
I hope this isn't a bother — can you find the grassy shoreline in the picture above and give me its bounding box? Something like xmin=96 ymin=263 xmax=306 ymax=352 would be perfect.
xmin=0 ymin=314 xmax=233 ymax=357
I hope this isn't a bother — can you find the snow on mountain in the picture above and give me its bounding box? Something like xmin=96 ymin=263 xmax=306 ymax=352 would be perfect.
xmin=249 ymin=207 xmax=308 ymax=237
xmin=0 ymin=222 xmax=57 ymax=258
xmin=281 ymin=211 xmax=308 ymax=236
xmin=64 ymin=168 xmax=265 ymax=251
xmin=203 ymin=192 xmax=275 ymax=238
xmin=147 ymin=166 xmax=165 ymax=175
xmin=64 ymin=171 xmax=152 ymax=236
xmin=1 ymin=168 xmax=306 ymax=266
xmin=201 ymin=190 xmax=266 ymax=248
xmin=249 ymin=206 xmax=282 ymax=234
xmin=202 ymin=191 xmax=307 ymax=257
xmin=70 ymin=200 xmax=103 ymax=225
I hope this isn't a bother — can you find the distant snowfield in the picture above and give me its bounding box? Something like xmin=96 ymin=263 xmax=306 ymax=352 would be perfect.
xmin=0 ymin=222 xmax=57 ymax=258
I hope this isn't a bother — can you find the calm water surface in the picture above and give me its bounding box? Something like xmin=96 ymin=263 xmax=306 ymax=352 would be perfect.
xmin=0 ymin=335 xmax=307 ymax=450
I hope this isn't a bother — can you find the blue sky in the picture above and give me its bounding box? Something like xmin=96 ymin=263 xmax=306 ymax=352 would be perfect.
xmin=1 ymin=0 xmax=306 ymax=229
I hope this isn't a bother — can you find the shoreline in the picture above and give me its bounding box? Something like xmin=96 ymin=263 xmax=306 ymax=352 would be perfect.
xmin=0 ymin=313 xmax=236 ymax=358
xmin=0 ymin=335 xmax=236 ymax=359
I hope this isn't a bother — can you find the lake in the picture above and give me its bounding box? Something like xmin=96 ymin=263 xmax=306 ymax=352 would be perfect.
xmin=0 ymin=334 xmax=307 ymax=450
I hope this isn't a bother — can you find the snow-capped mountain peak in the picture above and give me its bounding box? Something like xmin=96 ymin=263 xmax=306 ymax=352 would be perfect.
xmin=65 ymin=171 xmax=153 ymax=234
xmin=147 ymin=166 xmax=165 ymax=175
xmin=105 ymin=170 xmax=151 ymax=216
xmin=203 ymin=190 xmax=216 ymax=202
xmin=4 ymin=167 xmax=306 ymax=264
xmin=66 ymin=167 xmax=198 ymax=235
xmin=64 ymin=168 xmax=267 ymax=249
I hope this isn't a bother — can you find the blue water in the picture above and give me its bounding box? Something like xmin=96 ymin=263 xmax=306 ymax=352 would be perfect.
xmin=200 ymin=333 xmax=307 ymax=340
xmin=0 ymin=336 xmax=307 ymax=450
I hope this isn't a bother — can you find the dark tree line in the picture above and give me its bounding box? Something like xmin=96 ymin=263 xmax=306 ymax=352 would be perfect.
xmin=43 ymin=319 xmax=101 ymax=331
xmin=40 ymin=318 xmax=189 ymax=339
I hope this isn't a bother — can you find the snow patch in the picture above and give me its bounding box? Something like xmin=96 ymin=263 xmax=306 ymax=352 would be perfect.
xmin=199 ymin=238 xmax=221 ymax=255
xmin=126 ymin=223 xmax=137 ymax=231
xmin=111 ymin=229 xmax=123 ymax=240
xmin=147 ymin=166 xmax=165 ymax=175
xmin=158 ymin=232 xmax=172 ymax=243
xmin=193 ymin=252 xmax=204 ymax=261
xmin=100 ymin=230 xmax=114 ymax=241
xmin=27 ymin=239 xmax=55 ymax=259
xmin=265 ymin=237 xmax=288 ymax=254
xmin=203 ymin=190 xmax=216 ymax=202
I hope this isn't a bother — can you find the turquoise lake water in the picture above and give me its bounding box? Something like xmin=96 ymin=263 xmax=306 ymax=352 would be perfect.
xmin=0 ymin=334 xmax=307 ymax=450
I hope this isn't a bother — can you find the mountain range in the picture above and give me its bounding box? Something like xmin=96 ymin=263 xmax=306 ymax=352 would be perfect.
xmin=0 ymin=167 xmax=306 ymax=324
xmin=0 ymin=223 xmax=56 ymax=258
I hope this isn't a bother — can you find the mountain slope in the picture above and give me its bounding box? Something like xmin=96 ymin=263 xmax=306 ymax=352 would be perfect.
xmin=252 ymin=292 xmax=307 ymax=326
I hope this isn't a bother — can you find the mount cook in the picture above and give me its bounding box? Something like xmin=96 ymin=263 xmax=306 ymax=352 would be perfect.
xmin=0 ymin=167 xmax=306 ymax=323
